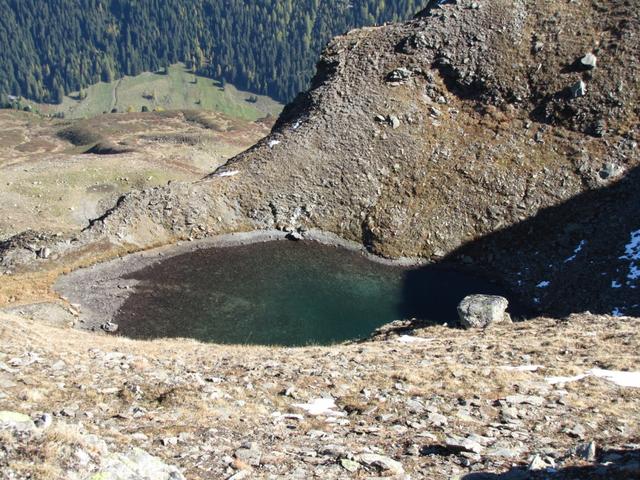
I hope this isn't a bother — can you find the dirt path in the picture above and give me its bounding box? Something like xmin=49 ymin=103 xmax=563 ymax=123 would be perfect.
xmin=109 ymin=78 xmax=123 ymax=112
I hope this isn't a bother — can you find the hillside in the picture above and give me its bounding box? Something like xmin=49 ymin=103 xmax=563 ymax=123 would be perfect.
xmin=0 ymin=0 xmax=422 ymax=104
xmin=0 ymin=108 xmax=273 ymax=240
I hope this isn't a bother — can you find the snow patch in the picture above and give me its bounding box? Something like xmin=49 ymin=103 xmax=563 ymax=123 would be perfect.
xmin=536 ymin=281 xmax=550 ymax=288
xmin=292 ymin=120 xmax=302 ymax=130
xmin=591 ymin=369 xmax=640 ymax=388
xmin=564 ymin=240 xmax=586 ymax=263
xmin=546 ymin=368 xmax=640 ymax=388
xmin=611 ymin=308 xmax=624 ymax=317
xmin=267 ymin=139 xmax=281 ymax=148
xmin=620 ymin=229 xmax=640 ymax=286
xmin=396 ymin=335 xmax=432 ymax=344
xmin=214 ymin=170 xmax=240 ymax=178
xmin=501 ymin=365 xmax=544 ymax=372
xmin=611 ymin=280 xmax=622 ymax=289
xmin=293 ymin=398 xmax=346 ymax=417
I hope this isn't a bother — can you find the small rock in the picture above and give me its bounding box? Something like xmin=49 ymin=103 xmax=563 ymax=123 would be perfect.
xmin=340 ymin=458 xmax=360 ymax=472
xmin=356 ymin=453 xmax=404 ymax=475
xmin=94 ymin=447 xmax=185 ymax=480
xmin=568 ymin=423 xmax=586 ymax=439
xmin=505 ymin=394 xmax=545 ymax=407
xmin=388 ymin=115 xmax=401 ymax=129
xmin=235 ymin=444 xmax=262 ymax=467
xmin=500 ymin=405 xmax=520 ymax=420
xmin=101 ymin=322 xmax=119 ymax=333
xmin=386 ymin=67 xmax=412 ymax=83
xmin=486 ymin=446 xmax=521 ymax=458
xmin=457 ymin=295 xmax=510 ymax=329
xmin=580 ymin=53 xmax=597 ymax=69
xmin=576 ymin=441 xmax=597 ymax=461
xmin=228 ymin=471 xmax=251 ymax=480
xmin=445 ymin=435 xmax=484 ymax=454
xmin=37 ymin=247 xmax=51 ymax=259
xmin=0 ymin=411 xmax=36 ymax=432
xmin=161 ymin=437 xmax=178 ymax=446
xmin=528 ymin=454 xmax=548 ymax=471
xmin=286 ymin=231 xmax=304 ymax=241
xmin=427 ymin=411 xmax=448 ymax=427
xmin=34 ymin=413 xmax=53 ymax=429
xmin=570 ymin=80 xmax=587 ymax=98
xmin=598 ymin=162 xmax=624 ymax=181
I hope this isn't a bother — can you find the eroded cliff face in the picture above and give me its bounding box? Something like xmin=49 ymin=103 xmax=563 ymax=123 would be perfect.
xmin=1 ymin=0 xmax=639 ymax=316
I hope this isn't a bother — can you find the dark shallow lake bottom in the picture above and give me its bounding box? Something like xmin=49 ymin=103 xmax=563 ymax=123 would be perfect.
xmin=114 ymin=241 xmax=511 ymax=346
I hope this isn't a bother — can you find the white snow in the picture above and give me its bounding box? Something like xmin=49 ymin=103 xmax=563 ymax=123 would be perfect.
xmin=620 ymin=229 xmax=640 ymax=285
xmin=396 ymin=335 xmax=432 ymax=344
xmin=536 ymin=281 xmax=550 ymax=288
xmin=546 ymin=368 xmax=640 ymax=388
xmin=590 ymin=368 xmax=640 ymax=388
xmin=611 ymin=280 xmax=622 ymax=288
xmin=293 ymin=398 xmax=346 ymax=417
xmin=501 ymin=365 xmax=544 ymax=372
xmin=267 ymin=139 xmax=281 ymax=148
xmin=214 ymin=170 xmax=240 ymax=178
xmin=611 ymin=308 xmax=624 ymax=317
xmin=292 ymin=120 xmax=302 ymax=130
xmin=564 ymin=240 xmax=586 ymax=263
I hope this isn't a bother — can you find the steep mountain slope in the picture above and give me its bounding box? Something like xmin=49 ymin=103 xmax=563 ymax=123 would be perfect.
xmin=1 ymin=0 xmax=639 ymax=318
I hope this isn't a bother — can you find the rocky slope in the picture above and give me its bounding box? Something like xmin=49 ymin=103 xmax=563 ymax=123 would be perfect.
xmin=1 ymin=0 xmax=638 ymax=317
xmin=1 ymin=312 xmax=638 ymax=479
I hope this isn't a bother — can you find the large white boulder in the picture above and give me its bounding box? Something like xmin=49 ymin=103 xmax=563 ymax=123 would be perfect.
xmin=457 ymin=294 xmax=510 ymax=328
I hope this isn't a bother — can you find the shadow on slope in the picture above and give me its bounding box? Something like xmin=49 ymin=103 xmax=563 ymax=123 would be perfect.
xmin=400 ymin=165 xmax=639 ymax=321
xmin=461 ymin=447 xmax=639 ymax=479
xmin=398 ymin=264 xmax=527 ymax=325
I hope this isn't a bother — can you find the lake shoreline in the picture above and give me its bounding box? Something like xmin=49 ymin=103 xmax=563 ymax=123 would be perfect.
xmin=54 ymin=228 xmax=505 ymax=340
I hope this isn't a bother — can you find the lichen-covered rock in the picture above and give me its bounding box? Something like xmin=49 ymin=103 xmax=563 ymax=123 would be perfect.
xmin=457 ymin=294 xmax=510 ymax=328
xmin=0 ymin=411 xmax=35 ymax=432
xmin=87 ymin=448 xmax=185 ymax=480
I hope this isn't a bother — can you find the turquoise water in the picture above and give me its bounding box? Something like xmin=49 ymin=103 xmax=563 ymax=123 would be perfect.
xmin=114 ymin=241 xmax=506 ymax=346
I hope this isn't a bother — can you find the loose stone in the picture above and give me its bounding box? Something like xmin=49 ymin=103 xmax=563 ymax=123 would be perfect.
xmin=580 ymin=53 xmax=597 ymax=69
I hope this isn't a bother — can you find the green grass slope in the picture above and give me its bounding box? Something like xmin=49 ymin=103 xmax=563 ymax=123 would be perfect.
xmin=29 ymin=64 xmax=282 ymax=121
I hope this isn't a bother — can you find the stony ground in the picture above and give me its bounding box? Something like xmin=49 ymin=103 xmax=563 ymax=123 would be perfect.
xmin=0 ymin=312 xmax=638 ymax=479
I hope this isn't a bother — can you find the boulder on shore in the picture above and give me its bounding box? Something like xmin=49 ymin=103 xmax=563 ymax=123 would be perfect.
xmin=457 ymin=294 xmax=510 ymax=329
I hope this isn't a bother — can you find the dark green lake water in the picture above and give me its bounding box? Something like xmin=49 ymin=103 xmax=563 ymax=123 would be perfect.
xmin=114 ymin=241 xmax=507 ymax=346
